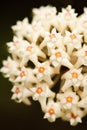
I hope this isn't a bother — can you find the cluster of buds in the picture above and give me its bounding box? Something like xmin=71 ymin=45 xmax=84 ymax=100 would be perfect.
xmin=1 ymin=5 xmax=87 ymax=126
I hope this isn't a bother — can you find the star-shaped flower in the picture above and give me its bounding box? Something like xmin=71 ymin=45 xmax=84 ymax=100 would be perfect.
xmin=75 ymin=44 xmax=87 ymax=68
xmin=44 ymin=99 xmax=61 ymax=122
xmin=50 ymin=48 xmax=73 ymax=71
xmin=33 ymin=61 xmax=53 ymax=85
xmin=57 ymin=89 xmax=79 ymax=109
xmin=61 ymin=68 xmax=83 ymax=91
xmin=64 ymin=31 xmax=82 ymax=55
xmin=11 ymin=83 xmax=32 ymax=105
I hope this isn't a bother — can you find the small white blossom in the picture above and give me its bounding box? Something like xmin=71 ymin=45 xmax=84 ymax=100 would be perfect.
xmin=75 ymin=44 xmax=87 ymax=68
xmin=44 ymin=99 xmax=61 ymax=122
xmin=57 ymin=89 xmax=79 ymax=109
xmin=56 ymin=5 xmax=77 ymax=32
xmin=40 ymin=28 xmax=65 ymax=55
xmin=15 ymin=67 xmax=37 ymax=83
xmin=11 ymin=84 xmax=32 ymax=105
xmin=61 ymin=68 xmax=83 ymax=91
xmin=32 ymin=6 xmax=57 ymax=30
xmin=62 ymin=106 xmax=83 ymax=126
xmin=0 ymin=57 xmax=19 ymax=78
xmin=50 ymin=48 xmax=73 ymax=70
xmin=33 ymin=61 xmax=53 ymax=85
xmin=64 ymin=31 xmax=82 ymax=55
xmin=12 ymin=18 xmax=30 ymax=38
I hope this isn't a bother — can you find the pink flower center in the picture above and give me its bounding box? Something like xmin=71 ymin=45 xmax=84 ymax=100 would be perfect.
xmin=15 ymin=87 xmax=20 ymax=94
xmin=20 ymin=71 xmax=26 ymax=77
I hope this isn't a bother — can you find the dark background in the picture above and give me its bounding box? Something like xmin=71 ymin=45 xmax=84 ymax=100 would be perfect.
xmin=0 ymin=0 xmax=87 ymax=130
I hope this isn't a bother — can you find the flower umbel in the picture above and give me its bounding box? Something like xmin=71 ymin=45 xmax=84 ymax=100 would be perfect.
xmin=1 ymin=5 xmax=87 ymax=126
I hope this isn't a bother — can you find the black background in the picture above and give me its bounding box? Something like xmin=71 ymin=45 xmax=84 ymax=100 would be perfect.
xmin=0 ymin=0 xmax=87 ymax=130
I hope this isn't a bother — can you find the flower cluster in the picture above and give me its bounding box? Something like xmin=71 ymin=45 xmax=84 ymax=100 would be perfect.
xmin=1 ymin=5 xmax=87 ymax=126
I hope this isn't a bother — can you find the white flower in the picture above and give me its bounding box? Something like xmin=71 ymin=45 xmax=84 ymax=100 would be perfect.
xmin=56 ymin=5 xmax=77 ymax=32
xmin=7 ymin=37 xmax=30 ymax=58
xmin=62 ymin=106 xmax=83 ymax=126
xmin=12 ymin=18 xmax=30 ymax=38
xmin=30 ymin=83 xmax=55 ymax=100
xmin=40 ymin=28 xmax=65 ymax=55
xmin=78 ymin=96 xmax=87 ymax=109
xmin=64 ymin=31 xmax=82 ymax=55
xmin=15 ymin=67 xmax=37 ymax=83
xmin=32 ymin=6 xmax=57 ymax=31
xmin=20 ymin=42 xmax=46 ymax=66
xmin=30 ymin=83 xmax=55 ymax=111
xmin=50 ymin=48 xmax=73 ymax=70
xmin=57 ymin=89 xmax=79 ymax=109
xmin=75 ymin=44 xmax=87 ymax=68
xmin=61 ymin=68 xmax=83 ymax=91
xmin=25 ymin=21 xmax=44 ymax=43
xmin=44 ymin=99 xmax=61 ymax=122
xmin=33 ymin=61 xmax=53 ymax=85
xmin=0 ymin=56 xmax=19 ymax=78
xmin=11 ymin=84 xmax=32 ymax=105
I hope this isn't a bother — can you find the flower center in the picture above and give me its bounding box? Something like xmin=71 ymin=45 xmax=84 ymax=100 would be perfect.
xmin=26 ymin=46 xmax=32 ymax=52
xmin=55 ymin=52 xmax=62 ymax=58
xmin=71 ymin=113 xmax=77 ymax=119
xmin=48 ymin=108 xmax=55 ymax=115
xmin=45 ymin=12 xmax=51 ymax=18
xmin=66 ymin=96 xmax=73 ymax=103
xmin=49 ymin=33 xmax=55 ymax=39
xmin=83 ymin=20 xmax=87 ymax=28
xmin=13 ymin=41 xmax=19 ymax=46
xmin=15 ymin=87 xmax=20 ymax=94
xmin=38 ymin=67 xmax=45 ymax=73
xmin=20 ymin=71 xmax=26 ymax=77
xmin=85 ymin=50 xmax=87 ymax=56
xmin=36 ymin=87 xmax=43 ymax=94
xmin=72 ymin=72 xmax=78 ymax=78
xmin=65 ymin=12 xmax=71 ymax=19
xmin=70 ymin=34 xmax=76 ymax=40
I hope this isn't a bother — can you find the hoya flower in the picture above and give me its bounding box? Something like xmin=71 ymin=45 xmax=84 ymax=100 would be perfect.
xmin=44 ymin=99 xmax=61 ymax=122
xmin=62 ymin=106 xmax=84 ymax=126
xmin=0 ymin=56 xmax=19 ymax=78
xmin=33 ymin=61 xmax=53 ymax=85
xmin=19 ymin=42 xmax=46 ymax=66
xmin=40 ymin=28 xmax=65 ymax=55
xmin=78 ymin=96 xmax=87 ymax=110
xmin=11 ymin=84 xmax=32 ymax=105
xmin=15 ymin=67 xmax=37 ymax=83
xmin=64 ymin=31 xmax=82 ymax=55
xmin=57 ymin=89 xmax=79 ymax=109
xmin=50 ymin=48 xmax=73 ymax=70
xmin=32 ymin=6 xmax=57 ymax=30
xmin=25 ymin=21 xmax=44 ymax=43
xmin=30 ymin=83 xmax=55 ymax=100
xmin=30 ymin=83 xmax=55 ymax=111
xmin=56 ymin=5 xmax=77 ymax=32
xmin=12 ymin=18 xmax=30 ymax=38
xmin=74 ymin=44 xmax=87 ymax=68
xmin=61 ymin=68 xmax=83 ymax=91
